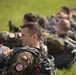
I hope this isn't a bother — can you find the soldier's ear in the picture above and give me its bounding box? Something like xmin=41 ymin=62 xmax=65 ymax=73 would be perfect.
xmin=32 ymin=34 xmax=38 ymax=40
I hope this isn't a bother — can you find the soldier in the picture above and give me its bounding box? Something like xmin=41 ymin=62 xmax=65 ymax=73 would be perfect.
xmin=22 ymin=12 xmax=64 ymax=54
xmin=56 ymin=19 xmax=75 ymax=43
xmin=60 ymin=6 xmax=70 ymax=15
xmin=0 ymin=22 xmax=56 ymax=75
xmin=21 ymin=12 xmax=37 ymax=26
xmin=38 ymin=16 xmax=49 ymax=29
xmin=53 ymin=19 xmax=76 ymax=68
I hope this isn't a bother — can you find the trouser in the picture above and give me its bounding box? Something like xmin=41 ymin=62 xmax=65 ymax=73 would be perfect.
xmin=54 ymin=53 xmax=75 ymax=68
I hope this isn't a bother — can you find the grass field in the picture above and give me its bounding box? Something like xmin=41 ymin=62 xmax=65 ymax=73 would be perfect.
xmin=57 ymin=63 xmax=76 ymax=75
xmin=0 ymin=0 xmax=76 ymax=31
xmin=0 ymin=0 xmax=76 ymax=75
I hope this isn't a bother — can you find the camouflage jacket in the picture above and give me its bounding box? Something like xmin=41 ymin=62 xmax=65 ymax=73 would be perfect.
xmin=0 ymin=46 xmax=40 ymax=75
xmin=0 ymin=31 xmax=22 ymax=49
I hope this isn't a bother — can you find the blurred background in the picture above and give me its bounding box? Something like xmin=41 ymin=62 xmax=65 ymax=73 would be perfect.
xmin=0 ymin=0 xmax=76 ymax=31
xmin=0 ymin=1 xmax=76 ymax=74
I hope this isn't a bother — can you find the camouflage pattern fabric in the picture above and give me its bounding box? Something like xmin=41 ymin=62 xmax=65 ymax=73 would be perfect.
xmin=42 ymin=31 xmax=64 ymax=55
xmin=0 ymin=50 xmax=35 ymax=75
xmin=0 ymin=30 xmax=64 ymax=55
xmin=0 ymin=31 xmax=22 ymax=49
xmin=0 ymin=45 xmax=56 ymax=75
xmin=47 ymin=35 xmax=64 ymax=55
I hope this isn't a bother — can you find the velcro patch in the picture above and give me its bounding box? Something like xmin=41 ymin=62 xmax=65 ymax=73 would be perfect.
xmin=22 ymin=56 xmax=27 ymax=61
xmin=18 ymin=33 xmax=22 ymax=37
xmin=16 ymin=64 xmax=23 ymax=71
xmin=9 ymin=34 xmax=15 ymax=38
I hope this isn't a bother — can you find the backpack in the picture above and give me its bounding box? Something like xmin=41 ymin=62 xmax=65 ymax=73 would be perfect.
xmin=12 ymin=46 xmax=56 ymax=75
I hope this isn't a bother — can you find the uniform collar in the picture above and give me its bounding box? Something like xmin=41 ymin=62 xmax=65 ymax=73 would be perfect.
xmin=58 ymin=34 xmax=68 ymax=39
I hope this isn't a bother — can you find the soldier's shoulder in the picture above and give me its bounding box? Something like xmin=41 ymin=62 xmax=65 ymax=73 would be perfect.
xmin=18 ymin=51 xmax=33 ymax=58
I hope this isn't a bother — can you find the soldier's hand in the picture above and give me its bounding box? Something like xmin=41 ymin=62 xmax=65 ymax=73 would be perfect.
xmin=2 ymin=49 xmax=12 ymax=56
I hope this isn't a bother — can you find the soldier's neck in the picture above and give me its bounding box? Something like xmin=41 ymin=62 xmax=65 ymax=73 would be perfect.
xmin=31 ymin=41 xmax=40 ymax=49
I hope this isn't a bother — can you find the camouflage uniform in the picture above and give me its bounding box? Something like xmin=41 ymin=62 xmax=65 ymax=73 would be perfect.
xmin=0 ymin=46 xmax=56 ymax=75
xmin=41 ymin=31 xmax=76 ymax=68
xmin=0 ymin=46 xmax=39 ymax=75
xmin=0 ymin=31 xmax=22 ymax=49
xmin=42 ymin=30 xmax=64 ymax=55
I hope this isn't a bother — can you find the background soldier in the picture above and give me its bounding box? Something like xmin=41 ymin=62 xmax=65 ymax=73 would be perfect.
xmin=53 ymin=19 xmax=76 ymax=68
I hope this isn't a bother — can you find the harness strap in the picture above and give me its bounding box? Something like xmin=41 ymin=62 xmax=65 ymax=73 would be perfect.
xmin=13 ymin=46 xmax=40 ymax=62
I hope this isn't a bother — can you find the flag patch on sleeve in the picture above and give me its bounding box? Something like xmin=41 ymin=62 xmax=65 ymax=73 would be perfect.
xmin=22 ymin=56 xmax=28 ymax=61
xmin=9 ymin=34 xmax=15 ymax=38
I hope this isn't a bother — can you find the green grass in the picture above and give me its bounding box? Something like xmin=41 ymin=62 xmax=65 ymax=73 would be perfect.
xmin=57 ymin=63 xmax=76 ymax=75
xmin=0 ymin=0 xmax=76 ymax=31
xmin=0 ymin=0 xmax=76 ymax=75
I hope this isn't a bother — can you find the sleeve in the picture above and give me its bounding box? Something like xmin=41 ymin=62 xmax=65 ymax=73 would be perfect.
xmin=0 ymin=51 xmax=35 ymax=75
xmin=47 ymin=35 xmax=64 ymax=54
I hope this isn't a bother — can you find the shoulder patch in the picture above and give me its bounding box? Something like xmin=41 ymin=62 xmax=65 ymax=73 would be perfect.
xmin=16 ymin=64 xmax=23 ymax=71
xmin=9 ymin=34 xmax=15 ymax=38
